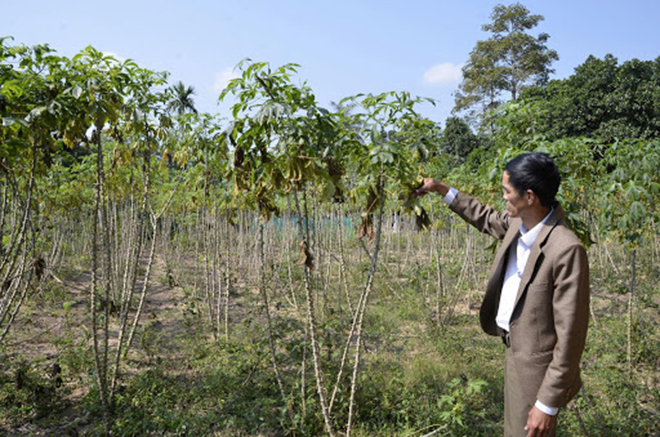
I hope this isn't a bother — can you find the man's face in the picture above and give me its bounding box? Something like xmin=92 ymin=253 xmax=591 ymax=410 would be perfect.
xmin=502 ymin=171 xmax=529 ymax=218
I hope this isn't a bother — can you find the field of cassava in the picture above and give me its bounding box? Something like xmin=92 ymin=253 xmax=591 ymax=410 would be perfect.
xmin=1 ymin=39 xmax=659 ymax=436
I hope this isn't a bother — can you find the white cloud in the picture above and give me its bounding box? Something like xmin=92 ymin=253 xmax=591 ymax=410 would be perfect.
xmin=102 ymin=51 xmax=127 ymax=64
xmin=213 ymin=67 xmax=241 ymax=93
xmin=422 ymin=62 xmax=463 ymax=85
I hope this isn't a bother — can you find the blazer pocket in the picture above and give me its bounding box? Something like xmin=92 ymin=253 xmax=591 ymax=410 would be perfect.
xmin=525 ymin=283 xmax=556 ymax=350
xmin=527 ymin=281 xmax=550 ymax=290
xmin=530 ymin=348 xmax=553 ymax=359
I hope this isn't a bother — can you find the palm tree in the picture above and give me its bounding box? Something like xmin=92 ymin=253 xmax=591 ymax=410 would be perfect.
xmin=165 ymin=81 xmax=197 ymax=168
xmin=167 ymin=81 xmax=197 ymax=116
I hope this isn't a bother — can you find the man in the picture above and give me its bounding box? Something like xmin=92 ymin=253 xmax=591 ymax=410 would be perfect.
xmin=415 ymin=152 xmax=589 ymax=437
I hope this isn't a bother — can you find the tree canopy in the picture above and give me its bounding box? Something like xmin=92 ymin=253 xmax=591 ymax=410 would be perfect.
xmin=453 ymin=2 xmax=558 ymax=133
xmin=440 ymin=116 xmax=485 ymax=162
xmin=520 ymin=54 xmax=660 ymax=142
xmin=166 ymin=80 xmax=197 ymax=116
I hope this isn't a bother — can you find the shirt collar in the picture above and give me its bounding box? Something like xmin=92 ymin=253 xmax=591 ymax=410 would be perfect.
xmin=519 ymin=207 xmax=554 ymax=248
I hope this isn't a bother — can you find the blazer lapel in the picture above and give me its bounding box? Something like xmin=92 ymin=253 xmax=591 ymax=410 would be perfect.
xmin=490 ymin=221 xmax=521 ymax=291
xmin=481 ymin=218 xmax=521 ymax=334
xmin=514 ymin=207 xmax=563 ymax=307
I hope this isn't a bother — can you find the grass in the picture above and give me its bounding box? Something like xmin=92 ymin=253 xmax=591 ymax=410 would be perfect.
xmin=0 ymin=220 xmax=658 ymax=436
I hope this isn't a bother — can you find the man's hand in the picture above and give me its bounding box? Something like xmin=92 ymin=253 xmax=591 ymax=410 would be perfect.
xmin=524 ymin=405 xmax=557 ymax=437
xmin=414 ymin=178 xmax=449 ymax=197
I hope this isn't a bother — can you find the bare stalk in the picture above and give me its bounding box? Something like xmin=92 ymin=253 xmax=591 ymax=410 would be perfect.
xmin=90 ymin=123 xmax=110 ymax=419
xmin=124 ymin=175 xmax=181 ymax=354
xmin=0 ymin=252 xmax=30 ymax=342
xmin=346 ymin=180 xmax=385 ymax=437
xmin=124 ymin=212 xmax=157 ymax=354
xmin=328 ymin=258 xmax=370 ymax=414
xmin=0 ymin=144 xmax=37 ymax=314
xmin=293 ymin=189 xmax=334 ymax=436
xmin=0 ymin=178 xmax=7 ymax=245
xmin=203 ymin=207 xmax=216 ymax=334
xmin=627 ymin=248 xmax=636 ymax=374
xmin=337 ymin=203 xmax=354 ymax=316
xmin=257 ymin=221 xmax=292 ymax=423
xmin=441 ymin=235 xmax=471 ymax=327
xmin=432 ymin=230 xmax=445 ymax=328
xmin=222 ymin=214 xmax=232 ymax=344
xmin=111 ymin=147 xmax=151 ymax=395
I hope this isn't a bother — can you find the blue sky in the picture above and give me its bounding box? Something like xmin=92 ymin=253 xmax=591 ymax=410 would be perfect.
xmin=2 ymin=0 xmax=659 ymax=124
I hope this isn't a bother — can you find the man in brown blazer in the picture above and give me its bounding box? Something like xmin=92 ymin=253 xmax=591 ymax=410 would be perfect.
xmin=415 ymin=152 xmax=590 ymax=437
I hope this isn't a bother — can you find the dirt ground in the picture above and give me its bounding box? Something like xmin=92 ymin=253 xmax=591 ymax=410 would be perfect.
xmin=0 ymin=258 xmax=193 ymax=435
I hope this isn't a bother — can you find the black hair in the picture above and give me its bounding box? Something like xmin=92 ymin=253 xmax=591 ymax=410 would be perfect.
xmin=504 ymin=152 xmax=560 ymax=207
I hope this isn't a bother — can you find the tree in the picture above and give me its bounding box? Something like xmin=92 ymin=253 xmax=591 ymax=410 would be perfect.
xmin=166 ymin=80 xmax=197 ymax=116
xmin=520 ymin=55 xmax=660 ymax=142
xmin=454 ymin=2 xmax=558 ymax=132
xmin=165 ymin=81 xmax=197 ymax=167
xmin=440 ymin=116 xmax=482 ymax=161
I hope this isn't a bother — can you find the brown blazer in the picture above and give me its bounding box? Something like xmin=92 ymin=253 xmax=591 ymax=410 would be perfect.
xmin=449 ymin=192 xmax=590 ymax=408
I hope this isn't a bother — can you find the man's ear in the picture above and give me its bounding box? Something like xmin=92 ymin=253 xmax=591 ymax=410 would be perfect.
xmin=526 ymin=189 xmax=536 ymax=205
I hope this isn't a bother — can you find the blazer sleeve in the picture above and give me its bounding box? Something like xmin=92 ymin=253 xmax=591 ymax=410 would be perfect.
xmin=448 ymin=192 xmax=511 ymax=240
xmin=537 ymin=241 xmax=590 ymax=408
